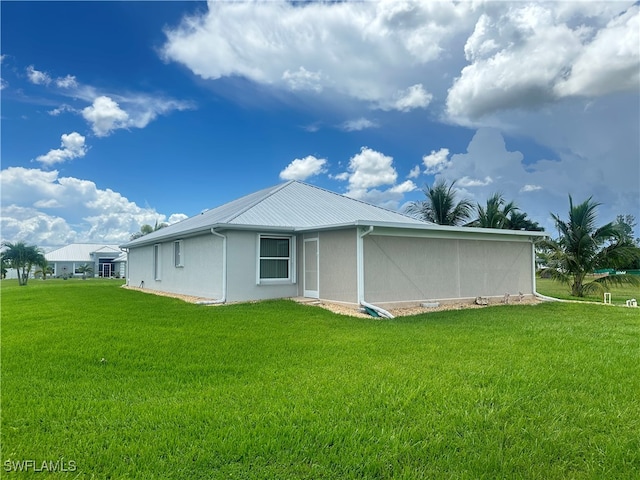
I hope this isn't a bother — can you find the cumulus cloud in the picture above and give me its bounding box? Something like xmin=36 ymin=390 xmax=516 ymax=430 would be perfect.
xmin=407 ymin=165 xmax=421 ymax=179
xmin=279 ymin=155 xmax=327 ymax=181
xmin=430 ymin=125 xmax=638 ymax=233
xmin=162 ymin=0 xmax=471 ymax=111
xmin=554 ymin=5 xmax=639 ymax=97
xmin=446 ymin=3 xmax=639 ymax=121
xmin=344 ymin=147 xmax=397 ymax=191
xmin=36 ymin=132 xmax=87 ymax=166
xmin=380 ymin=84 xmax=433 ymax=112
xmin=81 ymin=94 xmax=191 ymax=137
xmin=82 ymin=96 xmax=129 ymax=137
xmin=422 ymin=148 xmax=451 ymax=175
xmin=0 ymin=167 xmax=186 ymax=247
xmin=334 ymin=146 xmax=416 ymax=209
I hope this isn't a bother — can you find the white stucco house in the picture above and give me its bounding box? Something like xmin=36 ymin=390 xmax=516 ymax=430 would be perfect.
xmin=121 ymin=181 xmax=546 ymax=309
xmin=121 ymin=181 xmax=544 ymax=306
xmin=45 ymin=243 xmax=126 ymax=278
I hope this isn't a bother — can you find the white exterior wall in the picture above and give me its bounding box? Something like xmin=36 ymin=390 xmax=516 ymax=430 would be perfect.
xmin=363 ymin=232 xmax=534 ymax=305
xmin=225 ymin=230 xmax=299 ymax=302
xmin=127 ymin=234 xmax=224 ymax=299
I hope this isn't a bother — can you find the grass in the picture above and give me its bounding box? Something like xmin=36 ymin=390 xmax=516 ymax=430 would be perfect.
xmin=2 ymin=278 xmax=639 ymax=479
xmin=536 ymin=276 xmax=640 ymax=305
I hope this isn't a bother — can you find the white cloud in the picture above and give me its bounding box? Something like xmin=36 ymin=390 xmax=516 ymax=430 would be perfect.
xmin=380 ymin=84 xmax=432 ymax=112
xmin=55 ymin=74 xmax=78 ymax=89
xmin=82 ymin=96 xmax=129 ymax=136
xmin=335 ymin=146 xmax=416 ymax=210
xmin=162 ymin=0 xmax=472 ymax=111
xmin=282 ymin=67 xmax=323 ymax=93
xmin=81 ymin=94 xmax=193 ymax=137
xmin=344 ymin=147 xmax=397 ymax=191
xmin=279 ymin=155 xmax=327 ymax=181
xmin=48 ymin=104 xmax=76 ymax=116
xmin=36 ymin=132 xmax=87 ymax=166
xmin=446 ymin=3 xmax=639 ymax=121
xmin=430 ymin=124 xmax=639 ymax=233
xmin=422 ymin=148 xmax=451 ymax=174
xmin=0 ymin=167 xmax=186 ymax=247
xmin=26 ymin=65 xmax=52 ymax=85
xmin=458 ymin=176 xmax=493 ymax=187
xmin=1 ymin=205 xmax=77 ymax=246
xmin=554 ymin=5 xmax=639 ymax=97
xmin=341 ymin=118 xmax=378 ymax=132
xmin=407 ymin=165 xmax=421 ymax=179
xmin=390 ymin=180 xmax=417 ymax=194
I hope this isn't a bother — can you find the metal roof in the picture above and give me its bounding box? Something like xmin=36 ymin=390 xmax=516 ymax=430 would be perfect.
xmin=122 ymin=181 xmax=430 ymax=247
xmin=45 ymin=243 xmax=122 ymax=262
xmin=121 ymin=181 xmax=547 ymax=249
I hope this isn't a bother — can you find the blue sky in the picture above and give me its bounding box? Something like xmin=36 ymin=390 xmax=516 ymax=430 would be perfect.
xmin=2 ymin=1 xmax=639 ymax=248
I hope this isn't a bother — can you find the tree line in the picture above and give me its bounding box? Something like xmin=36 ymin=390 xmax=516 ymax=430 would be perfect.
xmin=405 ymin=179 xmax=543 ymax=230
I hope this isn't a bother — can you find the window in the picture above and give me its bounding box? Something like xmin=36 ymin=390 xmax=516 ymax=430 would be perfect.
xmin=174 ymin=240 xmax=184 ymax=267
xmin=259 ymin=236 xmax=293 ymax=281
xmin=153 ymin=244 xmax=161 ymax=280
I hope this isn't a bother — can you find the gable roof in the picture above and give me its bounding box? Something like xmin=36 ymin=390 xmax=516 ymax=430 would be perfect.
xmin=122 ymin=181 xmax=430 ymax=247
xmin=45 ymin=243 xmax=122 ymax=262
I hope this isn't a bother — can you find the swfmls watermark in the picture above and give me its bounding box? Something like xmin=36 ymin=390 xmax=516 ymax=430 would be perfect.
xmin=3 ymin=459 xmax=77 ymax=473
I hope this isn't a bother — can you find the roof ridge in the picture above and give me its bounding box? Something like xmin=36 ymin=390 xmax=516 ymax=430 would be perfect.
xmin=295 ymin=180 xmax=431 ymax=224
xmin=223 ymin=181 xmax=293 ymax=223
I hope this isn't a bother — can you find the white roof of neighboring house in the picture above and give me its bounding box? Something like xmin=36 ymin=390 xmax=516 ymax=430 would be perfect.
xmin=45 ymin=243 xmax=122 ymax=262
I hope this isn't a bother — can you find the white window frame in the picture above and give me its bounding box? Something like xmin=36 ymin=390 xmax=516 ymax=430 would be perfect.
xmin=174 ymin=240 xmax=184 ymax=268
xmin=256 ymin=234 xmax=296 ymax=285
xmin=153 ymin=244 xmax=161 ymax=281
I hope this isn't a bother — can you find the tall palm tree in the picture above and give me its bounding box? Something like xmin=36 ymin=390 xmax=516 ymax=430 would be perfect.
xmin=405 ymin=179 xmax=474 ymax=226
xmin=0 ymin=241 xmax=45 ymax=286
xmin=468 ymin=193 xmax=519 ymax=229
xmin=538 ymin=196 xmax=640 ymax=297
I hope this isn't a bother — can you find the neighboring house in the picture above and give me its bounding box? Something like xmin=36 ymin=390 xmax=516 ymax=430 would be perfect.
xmin=45 ymin=243 xmax=125 ymax=278
xmin=122 ymin=181 xmax=546 ymax=307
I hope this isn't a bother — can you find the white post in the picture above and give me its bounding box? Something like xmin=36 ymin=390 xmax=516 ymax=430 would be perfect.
xmin=604 ymin=292 xmax=612 ymax=304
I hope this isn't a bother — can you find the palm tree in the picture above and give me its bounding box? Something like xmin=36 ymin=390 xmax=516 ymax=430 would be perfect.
xmin=0 ymin=241 xmax=45 ymax=286
xmin=538 ymin=196 xmax=640 ymax=297
xmin=130 ymin=220 xmax=169 ymax=240
xmin=468 ymin=193 xmax=519 ymax=229
xmin=76 ymin=263 xmax=94 ymax=280
xmin=34 ymin=258 xmax=54 ymax=280
xmin=505 ymin=211 xmax=544 ymax=231
xmin=405 ymin=179 xmax=474 ymax=226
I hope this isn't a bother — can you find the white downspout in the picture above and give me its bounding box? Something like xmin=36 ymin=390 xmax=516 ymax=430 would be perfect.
xmin=357 ymin=226 xmax=394 ymax=319
xmin=197 ymin=228 xmax=227 ymax=305
xmin=121 ymin=247 xmax=129 ymax=286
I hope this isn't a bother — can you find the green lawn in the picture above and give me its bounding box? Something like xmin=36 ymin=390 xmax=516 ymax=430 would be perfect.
xmin=2 ymin=279 xmax=639 ymax=479
xmin=536 ymin=277 xmax=640 ymax=305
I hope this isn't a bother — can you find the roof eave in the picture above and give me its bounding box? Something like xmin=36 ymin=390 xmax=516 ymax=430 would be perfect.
xmin=354 ymin=220 xmax=548 ymax=238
